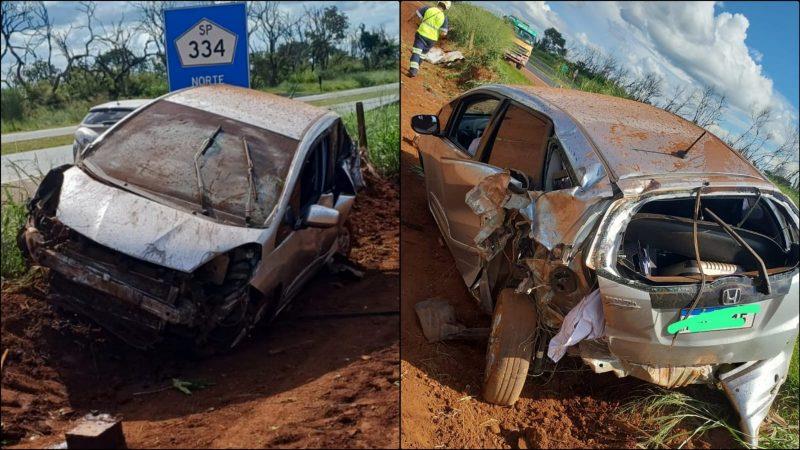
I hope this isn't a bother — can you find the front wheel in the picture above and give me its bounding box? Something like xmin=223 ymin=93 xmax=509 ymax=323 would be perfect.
xmin=483 ymin=288 xmax=538 ymax=406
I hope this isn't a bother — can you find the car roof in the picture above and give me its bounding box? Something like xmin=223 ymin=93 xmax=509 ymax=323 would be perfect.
xmin=478 ymin=85 xmax=766 ymax=186
xmin=90 ymin=99 xmax=152 ymax=111
xmin=161 ymin=84 xmax=333 ymax=141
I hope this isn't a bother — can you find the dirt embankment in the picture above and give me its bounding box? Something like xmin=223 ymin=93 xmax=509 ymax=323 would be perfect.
xmin=1 ymin=171 xmax=399 ymax=449
xmin=398 ymin=2 xmax=735 ymax=449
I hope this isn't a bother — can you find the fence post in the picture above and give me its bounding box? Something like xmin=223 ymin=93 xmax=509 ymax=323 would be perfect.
xmin=355 ymin=101 xmax=379 ymax=179
xmin=356 ymin=101 xmax=368 ymax=152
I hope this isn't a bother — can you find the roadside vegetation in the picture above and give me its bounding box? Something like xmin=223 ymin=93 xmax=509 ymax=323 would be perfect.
xmin=1 ymin=1 xmax=398 ymax=133
xmin=1 ymin=187 xmax=28 ymax=280
xmin=1 ymin=135 xmax=74 ymax=156
xmin=443 ymin=2 xmax=531 ymax=88
xmin=342 ymin=103 xmax=399 ymax=177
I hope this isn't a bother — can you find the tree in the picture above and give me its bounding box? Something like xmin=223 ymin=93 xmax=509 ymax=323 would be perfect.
xmin=726 ymin=106 xmax=772 ymax=161
xmin=540 ymin=27 xmax=566 ymax=56
xmin=688 ymin=86 xmax=726 ymax=127
xmin=304 ymin=5 xmax=349 ymax=71
xmin=355 ymin=24 xmax=398 ymax=70
xmin=626 ymin=72 xmax=662 ymax=104
xmin=249 ymin=1 xmax=293 ymax=86
xmin=1 ymin=1 xmax=48 ymax=88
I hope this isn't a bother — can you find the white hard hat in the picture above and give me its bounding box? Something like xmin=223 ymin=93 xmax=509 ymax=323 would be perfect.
xmin=438 ymin=1 xmax=452 ymax=10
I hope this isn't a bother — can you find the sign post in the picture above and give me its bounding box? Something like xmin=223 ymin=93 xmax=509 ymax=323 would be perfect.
xmin=164 ymin=2 xmax=249 ymax=91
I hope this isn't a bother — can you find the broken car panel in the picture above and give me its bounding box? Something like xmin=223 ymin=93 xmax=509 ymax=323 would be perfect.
xmin=411 ymin=84 xmax=799 ymax=445
xmin=20 ymin=84 xmax=362 ymax=353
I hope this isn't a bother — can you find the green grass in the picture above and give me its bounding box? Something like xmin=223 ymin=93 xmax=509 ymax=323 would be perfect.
xmin=447 ymin=2 xmax=515 ymax=60
xmin=1 ymin=101 xmax=90 ymax=134
xmin=493 ymin=60 xmax=533 ymax=86
xmin=341 ymin=103 xmax=399 ymax=176
xmin=307 ymin=88 xmax=397 ymax=107
xmin=260 ymin=70 xmax=398 ymax=97
xmin=768 ymin=174 xmax=799 ymax=206
xmin=619 ymin=387 xmax=747 ymax=448
xmin=1 ymin=187 xmax=28 ymax=279
xmin=1 ymin=134 xmax=74 ymax=155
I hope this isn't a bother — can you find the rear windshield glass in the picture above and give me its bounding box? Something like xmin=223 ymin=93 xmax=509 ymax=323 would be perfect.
xmin=83 ymin=109 xmax=133 ymax=125
xmin=84 ymin=100 xmax=299 ymax=227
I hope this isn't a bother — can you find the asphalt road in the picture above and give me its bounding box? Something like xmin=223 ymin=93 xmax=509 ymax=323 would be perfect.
xmin=1 ymin=93 xmax=398 ymax=184
xmin=2 ymin=125 xmax=79 ymax=144
xmin=525 ymin=59 xmax=560 ymax=88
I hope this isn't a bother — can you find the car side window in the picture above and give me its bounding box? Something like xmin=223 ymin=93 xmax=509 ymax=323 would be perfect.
xmin=449 ymin=97 xmax=500 ymax=156
xmin=275 ymin=138 xmax=328 ymax=246
xmin=484 ymin=104 xmax=551 ymax=189
xmin=543 ymin=139 xmax=574 ymax=191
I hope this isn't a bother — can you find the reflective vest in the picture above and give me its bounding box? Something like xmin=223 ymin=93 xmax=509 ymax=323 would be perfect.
xmin=418 ymin=7 xmax=446 ymax=41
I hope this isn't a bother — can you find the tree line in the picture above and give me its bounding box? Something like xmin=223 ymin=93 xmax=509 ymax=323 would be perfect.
xmin=1 ymin=1 xmax=398 ymax=119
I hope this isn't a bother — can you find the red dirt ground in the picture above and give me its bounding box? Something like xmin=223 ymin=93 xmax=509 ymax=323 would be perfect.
xmin=398 ymin=2 xmax=739 ymax=448
xmin=1 ymin=171 xmax=399 ymax=449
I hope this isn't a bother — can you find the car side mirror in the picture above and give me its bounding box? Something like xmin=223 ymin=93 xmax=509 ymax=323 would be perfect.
xmin=304 ymin=204 xmax=340 ymax=228
xmin=411 ymin=115 xmax=439 ymax=135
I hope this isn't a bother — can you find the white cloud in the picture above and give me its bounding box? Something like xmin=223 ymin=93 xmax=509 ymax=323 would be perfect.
xmin=614 ymin=2 xmax=774 ymax=112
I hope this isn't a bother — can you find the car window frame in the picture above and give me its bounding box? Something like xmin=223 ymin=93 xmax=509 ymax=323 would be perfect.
xmin=478 ymin=99 xmax=580 ymax=190
xmin=443 ymin=93 xmax=505 ymax=159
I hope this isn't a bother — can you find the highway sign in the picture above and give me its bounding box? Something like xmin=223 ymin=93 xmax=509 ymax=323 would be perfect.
xmin=164 ymin=2 xmax=249 ymax=91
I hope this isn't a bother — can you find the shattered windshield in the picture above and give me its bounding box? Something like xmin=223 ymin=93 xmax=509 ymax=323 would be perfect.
xmin=83 ymin=100 xmax=298 ymax=227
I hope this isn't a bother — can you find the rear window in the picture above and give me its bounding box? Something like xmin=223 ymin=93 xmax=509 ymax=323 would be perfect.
xmin=84 ymin=100 xmax=299 ymax=227
xmin=83 ymin=109 xmax=133 ymax=125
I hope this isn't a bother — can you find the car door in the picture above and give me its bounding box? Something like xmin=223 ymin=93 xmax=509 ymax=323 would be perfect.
xmin=269 ymin=132 xmax=333 ymax=304
xmin=416 ymin=94 xmax=506 ymax=286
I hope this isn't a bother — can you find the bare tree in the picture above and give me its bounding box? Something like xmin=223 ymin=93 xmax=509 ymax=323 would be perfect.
xmin=689 ymin=86 xmax=726 ymax=127
xmin=727 ymin=106 xmax=772 ymax=161
xmin=752 ymin=123 xmax=798 ymax=171
xmin=52 ymin=1 xmax=100 ymax=86
xmin=1 ymin=1 xmax=48 ymax=87
xmin=250 ymin=1 xmax=292 ymax=86
xmin=93 ymin=15 xmax=158 ymax=98
xmin=626 ymin=72 xmax=662 ymax=104
xmin=661 ymin=85 xmax=691 ymax=116
xmin=131 ymin=1 xmax=179 ymax=68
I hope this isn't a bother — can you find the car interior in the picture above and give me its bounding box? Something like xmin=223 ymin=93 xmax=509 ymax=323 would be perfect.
xmin=452 ymin=98 xmax=500 ymax=155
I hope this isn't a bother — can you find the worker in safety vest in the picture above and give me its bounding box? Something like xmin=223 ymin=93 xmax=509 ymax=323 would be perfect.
xmin=408 ymin=1 xmax=451 ymax=78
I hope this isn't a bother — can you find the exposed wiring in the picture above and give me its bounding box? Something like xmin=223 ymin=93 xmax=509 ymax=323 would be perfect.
xmin=671 ymin=185 xmax=706 ymax=346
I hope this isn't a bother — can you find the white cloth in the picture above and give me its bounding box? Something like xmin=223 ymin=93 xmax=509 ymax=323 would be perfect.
xmin=423 ymin=47 xmax=465 ymax=65
xmin=547 ymin=289 xmax=605 ymax=362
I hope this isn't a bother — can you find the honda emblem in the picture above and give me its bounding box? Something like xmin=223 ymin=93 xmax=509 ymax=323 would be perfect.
xmin=721 ymin=288 xmax=741 ymax=305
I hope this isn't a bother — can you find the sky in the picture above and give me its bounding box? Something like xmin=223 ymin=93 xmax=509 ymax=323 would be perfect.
xmin=5 ymin=1 xmax=399 ymax=60
xmin=480 ymin=1 xmax=799 ymax=159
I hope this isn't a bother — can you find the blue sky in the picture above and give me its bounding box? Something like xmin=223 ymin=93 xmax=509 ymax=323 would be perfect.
xmin=718 ymin=1 xmax=798 ymax=109
xmin=480 ymin=1 xmax=799 ymax=153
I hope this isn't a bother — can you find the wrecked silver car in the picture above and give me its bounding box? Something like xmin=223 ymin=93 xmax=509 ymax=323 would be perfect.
xmin=20 ymin=84 xmax=362 ymax=353
xmin=411 ymin=84 xmax=799 ymax=444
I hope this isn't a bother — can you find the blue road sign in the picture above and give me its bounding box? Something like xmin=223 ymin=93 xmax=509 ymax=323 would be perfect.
xmin=164 ymin=2 xmax=249 ymax=91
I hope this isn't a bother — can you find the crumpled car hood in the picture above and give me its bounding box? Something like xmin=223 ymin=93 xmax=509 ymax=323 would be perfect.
xmin=56 ymin=167 xmax=265 ymax=273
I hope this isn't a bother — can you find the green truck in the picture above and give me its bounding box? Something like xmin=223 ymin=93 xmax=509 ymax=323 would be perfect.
xmin=504 ymin=15 xmax=537 ymax=69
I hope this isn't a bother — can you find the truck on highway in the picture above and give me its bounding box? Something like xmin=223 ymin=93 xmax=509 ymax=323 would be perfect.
xmin=504 ymin=15 xmax=537 ymax=69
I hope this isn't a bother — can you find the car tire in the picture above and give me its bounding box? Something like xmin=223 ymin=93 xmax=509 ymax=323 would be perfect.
xmin=482 ymin=288 xmax=538 ymax=406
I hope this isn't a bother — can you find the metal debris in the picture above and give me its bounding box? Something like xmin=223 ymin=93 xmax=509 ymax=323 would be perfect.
xmin=414 ymin=299 xmax=489 ymax=343
xmin=65 ymin=413 xmax=126 ymax=449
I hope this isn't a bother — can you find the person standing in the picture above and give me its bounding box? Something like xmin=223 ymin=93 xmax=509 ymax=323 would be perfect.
xmin=408 ymin=1 xmax=451 ymax=78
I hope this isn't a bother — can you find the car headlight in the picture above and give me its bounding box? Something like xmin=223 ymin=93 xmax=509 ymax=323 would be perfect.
xmin=73 ymin=127 xmax=99 ymax=159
